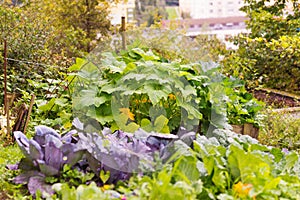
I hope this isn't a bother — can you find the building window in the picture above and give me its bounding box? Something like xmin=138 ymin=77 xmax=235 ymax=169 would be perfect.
xmin=209 ymin=2 xmax=213 ymax=5
xmin=210 ymin=9 xmax=213 ymax=13
xmin=226 ymin=23 xmax=233 ymax=27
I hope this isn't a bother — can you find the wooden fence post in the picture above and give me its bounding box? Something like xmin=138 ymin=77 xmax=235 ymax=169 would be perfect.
xmin=121 ymin=16 xmax=126 ymax=50
xmin=23 ymin=94 xmax=35 ymax=134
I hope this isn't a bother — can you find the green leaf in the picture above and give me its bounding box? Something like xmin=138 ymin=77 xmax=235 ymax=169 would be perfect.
xmin=141 ymin=115 xmax=170 ymax=133
xmin=153 ymin=115 xmax=169 ymax=133
xmin=175 ymin=156 xmax=200 ymax=182
xmin=177 ymin=98 xmax=202 ymax=120
xmin=202 ymin=156 xmax=215 ymax=176
xmin=55 ymin=98 xmax=69 ymax=107
xmin=38 ymin=98 xmax=55 ymax=112
xmin=263 ymin=177 xmax=281 ymax=190
xmin=99 ymin=170 xmax=110 ymax=184
xmin=94 ymin=96 xmax=109 ymax=107
xmin=123 ymin=62 xmax=137 ymax=74
xmin=114 ymin=113 xmax=128 ymax=125
xmin=145 ymin=74 xmax=169 ymax=84
xmin=69 ymin=58 xmax=87 ymax=72
xmin=114 ymin=113 xmax=140 ymax=132
xmin=131 ymin=48 xmax=160 ymax=61
xmin=283 ymin=152 xmax=299 ymax=173
xmin=86 ymin=109 xmax=114 ymax=125
xmin=212 ymin=168 xmax=228 ymax=189
xmin=121 ymin=73 xmax=147 ymax=81
xmin=144 ymin=85 xmax=169 ymax=105
xmin=123 ymin=122 xmax=140 ymax=133
xmin=76 ymin=69 xmax=99 ymax=80
xmin=270 ymin=148 xmax=283 ymax=163
xmin=101 ymin=52 xmax=126 ymax=73
xmin=140 ymin=118 xmax=152 ymax=132
xmin=58 ymin=110 xmax=72 ymax=121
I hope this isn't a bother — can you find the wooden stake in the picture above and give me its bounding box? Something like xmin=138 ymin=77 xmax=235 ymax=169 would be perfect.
xmin=3 ymin=40 xmax=10 ymax=135
xmin=121 ymin=16 xmax=126 ymax=50
xmin=23 ymin=94 xmax=35 ymax=134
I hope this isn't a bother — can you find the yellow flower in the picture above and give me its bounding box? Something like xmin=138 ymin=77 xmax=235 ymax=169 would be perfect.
xmin=100 ymin=184 xmax=111 ymax=191
xmin=168 ymin=93 xmax=176 ymax=100
xmin=119 ymin=108 xmax=135 ymax=120
xmin=233 ymin=181 xmax=253 ymax=199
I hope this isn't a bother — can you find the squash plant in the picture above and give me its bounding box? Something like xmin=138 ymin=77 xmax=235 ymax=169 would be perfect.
xmin=70 ymin=47 xmax=264 ymax=134
xmin=72 ymin=48 xmax=202 ymax=134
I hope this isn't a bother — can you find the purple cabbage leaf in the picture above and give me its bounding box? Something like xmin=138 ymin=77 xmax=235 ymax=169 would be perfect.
xmin=8 ymin=119 xmax=189 ymax=196
xmin=9 ymin=128 xmax=83 ymax=196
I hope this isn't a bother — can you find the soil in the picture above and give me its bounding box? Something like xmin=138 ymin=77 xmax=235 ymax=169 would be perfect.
xmin=0 ymin=191 xmax=10 ymax=200
xmin=252 ymin=88 xmax=300 ymax=108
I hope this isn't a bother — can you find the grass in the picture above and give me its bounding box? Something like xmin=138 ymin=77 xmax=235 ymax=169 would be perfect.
xmin=0 ymin=133 xmax=29 ymax=199
xmin=166 ymin=7 xmax=179 ymax=20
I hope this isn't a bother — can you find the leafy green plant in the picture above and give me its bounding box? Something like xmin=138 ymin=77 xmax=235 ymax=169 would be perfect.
xmin=224 ymin=78 xmax=265 ymax=127
xmin=0 ymin=4 xmax=69 ymax=105
xmin=259 ymin=110 xmax=300 ymax=151
xmin=116 ymin=129 xmax=300 ymax=199
xmin=0 ymin=139 xmax=27 ymax=199
xmin=72 ymin=47 xmax=263 ymax=134
xmin=222 ymin=0 xmax=300 ymax=93
xmin=123 ymin=27 xmax=226 ymax=63
xmin=126 ymin=159 xmax=203 ymax=200
xmin=195 ymin=129 xmax=300 ymax=199
xmin=8 ymin=120 xmax=300 ymax=199
xmin=72 ymin=48 xmax=202 ymax=133
xmin=36 ymin=94 xmax=73 ymax=130
xmin=53 ymin=181 xmax=124 ymax=200
xmin=189 ymin=65 xmax=264 ymax=132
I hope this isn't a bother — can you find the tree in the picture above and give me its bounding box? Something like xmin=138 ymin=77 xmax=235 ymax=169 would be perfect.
xmin=241 ymin=0 xmax=300 ymax=40
xmin=135 ymin=0 xmax=168 ymax=26
xmin=0 ymin=0 xmax=119 ymax=104
xmin=222 ymin=0 xmax=300 ymax=93
xmin=26 ymin=0 xmax=119 ymax=57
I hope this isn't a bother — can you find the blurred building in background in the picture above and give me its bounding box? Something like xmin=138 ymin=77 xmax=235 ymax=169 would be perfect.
xmin=110 ymin=0 xmax=135 ymax=25
xmin=179 ymin=0 xmax=245 ymax=19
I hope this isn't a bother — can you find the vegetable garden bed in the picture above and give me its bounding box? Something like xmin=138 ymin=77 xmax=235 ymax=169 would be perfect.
xmin=253 ymin=88 xmax=300 ymax=108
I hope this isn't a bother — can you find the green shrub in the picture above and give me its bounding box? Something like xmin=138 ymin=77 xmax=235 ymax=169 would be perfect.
xmin=259 ymin=110 xmax=300 ymax=151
